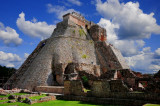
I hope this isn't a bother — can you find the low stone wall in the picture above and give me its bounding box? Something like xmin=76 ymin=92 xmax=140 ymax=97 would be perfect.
xmin=0 ymin=95 xmax=56 ymax=105
xmin=90 ymin=80 xmax=110 ymax=97
xmin=0 ymin=97 xmax=8 ymax=100
xmin=109 ymin=80 xmax=129 ymax=92
xmin=63 ymin=80 xmax=160 ymax=105
xmin=103 ymin=92 xmax=160 ymax=101
xmin=64 ymin=80 xmax=85 ymax=96
xmin=35 ymin=86 xmax=64 ymax=94
xmin=29 ymin=96 xmax=56 ymax=104
xmin=58 ymin=95 xmax=160 ymax=106
xmin=89 ymin=80 xmax=160 ymax=101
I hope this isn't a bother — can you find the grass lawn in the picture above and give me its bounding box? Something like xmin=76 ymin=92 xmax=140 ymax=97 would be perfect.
xmin=32 ymin=100 xmax=103 ymax=106
xmin=29 ymin=94 xmax=47 ymax=100
xmin=0 ymin=92 xmax=28 ymax=98
xmin=0 ymin=99 xmax=8 ymax=103
xmin=0 ymin=100 xmax=116 ymax=106
xmin=0 ymin=102 xmax=29 ymax=106
xmin=0 ymin=93 xmax=159 ymax=106
xmin=1 ymin=99 xmax=160 ymax=106
xmin=0 ymin=95 xmax=7 ymax=98
xmin=144 ymin=104 xmax=160 ymax=106
xmin=13 ymin=93 xmax=29 ymax=95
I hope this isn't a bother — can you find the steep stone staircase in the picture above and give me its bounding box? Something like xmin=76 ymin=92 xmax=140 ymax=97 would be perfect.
xmin=3 ymin=39 xmax=48 ymax=89
xmin=95 ymin=41 xmax=127 ymax=72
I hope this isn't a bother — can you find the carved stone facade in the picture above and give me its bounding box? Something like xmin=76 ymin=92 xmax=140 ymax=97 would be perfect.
xmin=89 ymin=25 xmax=107 ymax=42
xmin=63 ymin=12 xmax=86 ymax=27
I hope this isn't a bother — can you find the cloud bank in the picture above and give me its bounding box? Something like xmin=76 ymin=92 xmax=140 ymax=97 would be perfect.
xmin=17 ymin=12 xmax=55 ymax=40
xmin=0 ymin=22 xmax=22 ymax=46
xmin=96 ymin=0 xmax=160 ymax=73
xmin=67 ymin=0 xmax=82 ymax=6
xmin=0 ymin=51 xmax=21 ymax=68
xmin=96 ymin=0 xmax=160 ymax=40
xmin=46 ymin=4 xmax=78 ymax=20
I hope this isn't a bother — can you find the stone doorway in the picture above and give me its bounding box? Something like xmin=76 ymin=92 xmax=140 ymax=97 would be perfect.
xmin=64 ymin=63 xmax=78 ymax=81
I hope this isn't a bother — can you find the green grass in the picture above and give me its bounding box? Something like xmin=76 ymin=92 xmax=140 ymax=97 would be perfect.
xmin=13 ymin=93 xmax=28 ymax=95
xmin=1 ymin=94 xmax=159 ymax=106
xmin=0 ymin=99 xmax=8 ymax=103
xmin=0 ymin=95 xmax=8 ymax=98
xmin=32 ymin=100 xmax=106 ymax=106
xmin=144 ymin=104 xmax=160 ymax=106
xmin=29 ymin=94 xmax=47 ymax=100
xmin=0 ymin=92 xmax=28 ymax=98
xmin=0 ymin=102 xmax=29 ymax=106
xmin=0 ymin=99 xmax=117 ymax=106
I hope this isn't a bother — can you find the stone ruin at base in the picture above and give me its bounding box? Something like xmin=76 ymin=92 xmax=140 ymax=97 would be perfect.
xmin=4 ymin=12 xmax=134 ymax=91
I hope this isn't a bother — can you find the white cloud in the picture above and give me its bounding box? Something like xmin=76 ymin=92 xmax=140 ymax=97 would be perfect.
xmin=125 ymin=51 xmax=155 ymax=73
xmin=31 ymin=17 xmax=37 ymax=23
xmin=67 ymin=0 xmax=82 ymax=6
xmin=0 ymin=51 xmax=21 ymax=68
xmin=96 ymin=0 xmax=160 ymax=73
xmin=124 ymin=47 xmax=160 ymax=73
xmin=0 ymin=22 xmax=22 ymax=46
xmin=6 ymin=64 xmax=15 ymax=68
xmin=98 ymin=17 xmax=160 ymax=73
xmin=149 ymin=65 xmax=160 ymax=72
xmin=24 ymin=53 xmax=29 ymax=59
xmin=155 ymin=48 xmax=160 ymax=56
xmin=16 ymin=12 xmax=55 ymax=40
xmin=136 ymin=40 xmax=145 ymax=48
xmin=154 ymin=48 xmax=160 ymax=59
xmin=96 ymin=0 xmax=160 ymax=40
xmin=98 ymin=18 xmax=142 ymax=57
xmin=98 ymin=18 xmax=118 ymax=43
xmin=46 ymin=4 xmax=77 ymax=20
xmin=142 ymin=47 xmax=151 ymax=53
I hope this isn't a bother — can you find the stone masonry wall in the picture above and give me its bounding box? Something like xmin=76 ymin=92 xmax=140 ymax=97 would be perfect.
xmin=35 ymin=86 xmax=64 ymax=93
xmin=63 ymin=12 xmax=85 ymax=27
xmin=109 ymin=44 xmax=130 ymax=69
xmin=64 ymin=80 xmax=85 ymax=96
xmin=5 ymin=19 xmax=99 ymax=90
xmin=90 ymin=80 xmax=110 ymax=97
xmin=63 ymin=80 xmax=160 ymax=105
xmin=94 ymin=42 xmax=130 ymax=73
xmin=3 ymin=39 xmax=48 ymax=89
xmin=4 ymin=12 xmax=130 ymax=91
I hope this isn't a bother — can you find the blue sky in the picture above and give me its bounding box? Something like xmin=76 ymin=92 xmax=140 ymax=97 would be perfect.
xmin=0 ymin=0 xmax=160 ymax=73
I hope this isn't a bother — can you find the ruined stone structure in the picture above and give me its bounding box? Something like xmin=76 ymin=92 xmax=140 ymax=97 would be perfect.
xmin=4 ymin=12 xmax=130 ymax=91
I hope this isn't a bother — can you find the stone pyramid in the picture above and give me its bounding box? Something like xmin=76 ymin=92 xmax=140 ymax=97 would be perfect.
xmin=4 ymin=12 xmax=129 ymax=90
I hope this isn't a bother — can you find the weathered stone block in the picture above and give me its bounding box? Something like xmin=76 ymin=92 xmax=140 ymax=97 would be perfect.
xmin=91 ymin=80 xmax=110 ymax=97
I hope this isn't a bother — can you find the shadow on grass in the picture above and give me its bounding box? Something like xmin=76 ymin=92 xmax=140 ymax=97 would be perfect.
xmin=79 ymin=101 xmax=122 ymax=106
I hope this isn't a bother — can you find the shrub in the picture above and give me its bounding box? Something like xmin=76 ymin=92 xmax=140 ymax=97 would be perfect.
xmin=82 ymin=76 xmax=88 ymax=83
xmin=81 ymin=76 xmax=90 ymax=88
xmin=82 ymin=54 xmax=87 ymax=59
xmin=79 ymin=29 xmax=86 ymax=37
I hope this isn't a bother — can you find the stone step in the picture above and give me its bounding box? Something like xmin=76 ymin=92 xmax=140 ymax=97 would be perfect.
xmin=35 ymin=86 xmax=64 ymax=94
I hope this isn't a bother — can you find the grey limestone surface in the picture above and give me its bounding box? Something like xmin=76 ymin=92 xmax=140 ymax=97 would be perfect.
xmin=4 ymin=13 xmax=130 ymax=90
